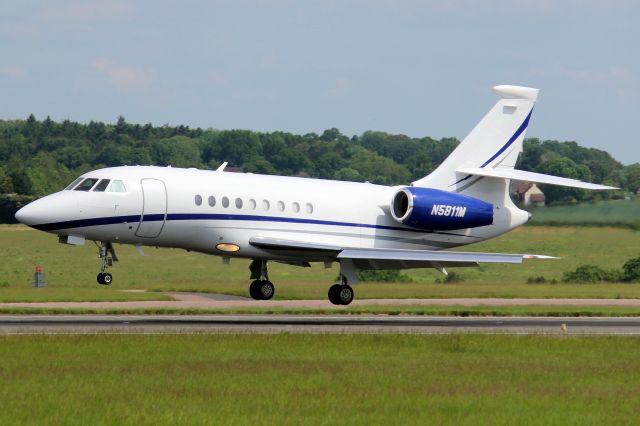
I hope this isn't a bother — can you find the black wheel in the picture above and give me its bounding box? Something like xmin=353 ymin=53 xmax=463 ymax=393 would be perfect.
xmin=328 ymin=284 xmax=342 ymax=305
xmin=102 ymin=273 xmax=113 ymax=285
xmin=338 ymin=285 xmax=354 ymax=305
xmin=259 ymin=280 xmax=275 ymax=300
xmin=249 ymin=280 xmax=262 ymax=300
xmin=97 ymin=273 xmax=104 ymax=285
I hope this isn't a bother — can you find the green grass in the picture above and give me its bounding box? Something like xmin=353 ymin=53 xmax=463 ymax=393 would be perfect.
xmin=529 ymin=198 xmax=640 ymax=226
xmin=1 ymin=334 xmax=640 ymax=425
xmin=0 ymin=287 xmax=171 ymax=303
xmin=1 ymin=224 xmax=639 ymax=301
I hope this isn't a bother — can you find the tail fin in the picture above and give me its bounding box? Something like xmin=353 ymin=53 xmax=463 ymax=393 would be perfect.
xmin=413 ymin=85 xmax=538 ymax=192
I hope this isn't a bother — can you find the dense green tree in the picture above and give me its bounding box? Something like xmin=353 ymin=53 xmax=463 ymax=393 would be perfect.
xmin=150 ymin=136 xmax=201 ymax=167
xmin=624 ymin=164 xmax=640 ymax=194
xmin=0 ymin=116 xmax=633 ymax=205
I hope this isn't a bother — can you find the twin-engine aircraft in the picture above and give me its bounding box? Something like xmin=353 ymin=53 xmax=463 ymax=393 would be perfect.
xmin=15 ymin=85 xmax=614 ymax=305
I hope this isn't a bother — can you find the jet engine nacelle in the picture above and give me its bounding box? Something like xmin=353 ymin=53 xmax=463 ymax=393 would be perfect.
xmin=390 ymin=187 xmax=494 ymax=231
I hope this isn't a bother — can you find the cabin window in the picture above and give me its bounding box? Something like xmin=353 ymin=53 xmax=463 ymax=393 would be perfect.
xmin=107 ymin=180 xmax=127 ymax=193
xmin=222 ymin=196 xmax=229 ymax=208
xmin=306 ymin=203 xmax=313 ymax=214
xmin=74 ymin=178 xmax=99 ymax=191
xmin=195 ymin=195 xmax=202 ymax=206
xmin=64 ymin=177 xmax=84 ymax=190
xmin=92 ymin=179 xmax=111 ymax=192
xmin=277 ymin=201 xmax=285 ymax=212
xmin=292 ymin=202 xmax=300 ymax=213
xmin=235 ymin=198 xmax=243 ymax=209
xmin=208 ymin=196 xmax=216 ymax=207
xmin=262 ymin=200 xmax=270 ymax=210
xmin=249 ymin=199 xmax=256 ymax=209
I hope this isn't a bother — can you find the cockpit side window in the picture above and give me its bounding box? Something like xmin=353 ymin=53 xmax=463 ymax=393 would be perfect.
xmin=64 ymin=177 xmax=84 ymax=191
xmin=93 ymin=179 xmax=111 ymax=192
xmin=74 ymin=178 xmax=99 ymax=191
xmin=107 ymin=180 xmax=127 ymax=193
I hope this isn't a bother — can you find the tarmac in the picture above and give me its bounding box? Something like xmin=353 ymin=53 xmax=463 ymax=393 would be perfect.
xmin=3 ymin=314 xmax=640 ymax=335
xmin=3 ymin=291 xmax=640 ymax=310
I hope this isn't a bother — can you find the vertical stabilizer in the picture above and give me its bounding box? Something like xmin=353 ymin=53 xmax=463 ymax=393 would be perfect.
xmin=413 ymin=85 xmax=538 ymax=196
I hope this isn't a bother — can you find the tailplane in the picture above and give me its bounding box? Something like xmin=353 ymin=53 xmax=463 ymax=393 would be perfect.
xmin=413 ymin=85 xmax=538 ymax=191
xmin=412 ymin=85 xmax=615 ymax=203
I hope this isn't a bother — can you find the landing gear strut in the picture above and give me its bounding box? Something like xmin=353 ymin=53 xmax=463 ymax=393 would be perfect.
xmin=96 ymin=241 xmax=118 ymax=285
xmin=249 ymin=259 xmax=274 ymax=300
xmin=328 ymin=274 xmax=354 ymax=306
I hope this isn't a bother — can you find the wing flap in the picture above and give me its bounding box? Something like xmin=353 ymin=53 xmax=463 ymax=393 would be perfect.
xmin=249 ymin=236 xmax=341 ymax=253
xmin=456 ymin=167 xmax=617 ymax=190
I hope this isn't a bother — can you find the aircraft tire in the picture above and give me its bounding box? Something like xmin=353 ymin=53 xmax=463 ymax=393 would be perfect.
xmin=259 ymin=281 xmax=275 ymax=300
xmin=96 ymin=273 xmax=104 ymax=285
xmin=102 ymin=273 xmax=113 ymax=285
xmin=249 ymin=280 xmax=262 ymax=300
xmin=338 ymin=285 xmax=354 ymax=305
xmin=328 ymin=284 xmax=341 ymax=305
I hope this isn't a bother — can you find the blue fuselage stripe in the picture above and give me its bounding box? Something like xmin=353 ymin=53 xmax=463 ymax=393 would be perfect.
xmin=450 ymin=108 xmax=533 ymax=188
xmin=480 ymin=108 xmax=533 ymax=168
xmin=31 ymin=213 xmax=472 ymax=237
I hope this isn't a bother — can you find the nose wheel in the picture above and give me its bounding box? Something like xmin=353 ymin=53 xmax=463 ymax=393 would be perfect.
xmin=97 ymin=272 xmax=113 ymax=285
xmin=95 ymin=241 xmax=118 ymax=285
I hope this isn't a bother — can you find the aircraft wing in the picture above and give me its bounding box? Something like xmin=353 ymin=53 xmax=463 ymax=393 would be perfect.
xmin=249 ymin=237 xmax=556 ymax=270
xmin=338 ymin=248 xmax=555 ymax=270
xmin=456 ymin=167 xmax=617 ymax=190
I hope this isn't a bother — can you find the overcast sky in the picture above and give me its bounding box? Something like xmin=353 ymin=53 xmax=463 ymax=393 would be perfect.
xmin=1 ymin=1 xmax=638 ymax=164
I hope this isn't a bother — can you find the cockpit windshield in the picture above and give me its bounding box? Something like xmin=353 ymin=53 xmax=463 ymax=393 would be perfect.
xmin=74 ymin=178 xmax=99 ymax=191
xmin=107 ymin=180 xmax=127 ymax=192
xmin=65 ymin=177 xmax=127 ymax=192
xmin=64 ymin=177 xmax=84 ymax=190
xmin=92 ymin=179 xmax=110 ymax=192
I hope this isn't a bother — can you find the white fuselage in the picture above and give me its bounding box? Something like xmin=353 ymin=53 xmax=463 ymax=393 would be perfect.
xmin=16 ymin=166 xmax=529 ymax=262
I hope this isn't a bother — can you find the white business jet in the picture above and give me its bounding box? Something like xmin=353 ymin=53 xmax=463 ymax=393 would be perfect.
xmin=15 ymin=85 xmax=614 ymax=305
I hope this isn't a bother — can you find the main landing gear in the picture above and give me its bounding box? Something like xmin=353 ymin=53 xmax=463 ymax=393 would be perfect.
xmin=248 ymin=259 xmax=275 ymax=300
xmin=328 ymin=275 xmax=354 ymax=306
xmin=247 ymin=259 xmax=355 ymax=305
xmin=96 ymin=241 xmax=118 ymax=285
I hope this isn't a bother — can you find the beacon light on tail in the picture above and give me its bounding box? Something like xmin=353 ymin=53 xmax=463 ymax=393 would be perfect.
xmin=15 ymin=85 xmax=617 ymax=305
xmin=390 ymin=187 xmax=493 ymax=231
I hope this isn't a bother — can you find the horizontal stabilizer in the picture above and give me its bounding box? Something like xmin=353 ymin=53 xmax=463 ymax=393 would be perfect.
xmin=456 ymin=167 xmax=617 ymax=190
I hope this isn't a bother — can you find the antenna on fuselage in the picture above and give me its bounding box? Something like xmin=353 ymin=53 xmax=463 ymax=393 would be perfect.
xmin=216 ymin=162 xmax=228 ymax=172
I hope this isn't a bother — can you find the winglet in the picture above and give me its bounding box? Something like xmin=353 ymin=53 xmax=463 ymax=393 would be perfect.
xmin=216 ymin=161 xmax=228 ymax=172
xmin=522 ymin=254 xmax=559 ymax=260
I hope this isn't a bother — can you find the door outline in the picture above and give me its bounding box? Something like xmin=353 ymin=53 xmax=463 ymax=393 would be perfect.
xmin=135 ymin=178 xmax=167 ymax=238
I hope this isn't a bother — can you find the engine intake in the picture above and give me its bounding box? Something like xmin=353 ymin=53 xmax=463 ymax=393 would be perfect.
xmin=390 ymin=187 xmax=493 ymax=231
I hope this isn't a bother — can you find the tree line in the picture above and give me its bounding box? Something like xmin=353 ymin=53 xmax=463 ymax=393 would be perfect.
xmin=1 ymin=115 xmax=639 ymax=208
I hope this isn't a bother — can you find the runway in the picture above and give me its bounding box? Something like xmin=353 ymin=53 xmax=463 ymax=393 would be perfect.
xmin=3 ymin=315 xmax=640 ymax=335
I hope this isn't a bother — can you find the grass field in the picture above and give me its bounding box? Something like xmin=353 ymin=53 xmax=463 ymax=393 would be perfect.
xmin=529 ymin=198 xmax=640 ymax=226
xmin=0 ymin=334 xmax=639 ymax=425
xmin=1 ymin=224 xmax=639 ymax=302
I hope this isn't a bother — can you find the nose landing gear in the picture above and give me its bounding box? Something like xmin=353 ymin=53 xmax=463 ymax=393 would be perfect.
xmin=96 ymin=241 xmax=118 ymax=285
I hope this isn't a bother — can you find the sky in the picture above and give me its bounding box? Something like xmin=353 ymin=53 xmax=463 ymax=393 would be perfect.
xmin=1 ymin=0 xmax=638 ymax=164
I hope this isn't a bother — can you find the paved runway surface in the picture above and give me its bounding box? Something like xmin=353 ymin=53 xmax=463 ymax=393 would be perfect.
xmin=3 ymin=315 xmax=640 ymax=335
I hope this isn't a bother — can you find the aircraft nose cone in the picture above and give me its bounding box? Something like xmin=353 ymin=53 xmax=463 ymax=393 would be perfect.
xmin=15 ymin=202 xmax=39 ymax=226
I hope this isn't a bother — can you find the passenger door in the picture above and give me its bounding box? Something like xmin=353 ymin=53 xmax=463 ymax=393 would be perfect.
xmin=136 ymin=178 xmax=167 ymax=238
